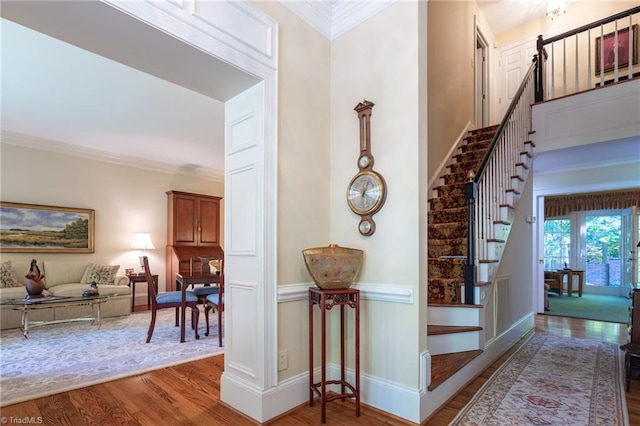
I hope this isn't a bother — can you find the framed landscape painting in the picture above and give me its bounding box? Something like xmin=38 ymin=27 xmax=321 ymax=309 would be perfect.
xmin=0 ymin=202 xmax=95 ymax=253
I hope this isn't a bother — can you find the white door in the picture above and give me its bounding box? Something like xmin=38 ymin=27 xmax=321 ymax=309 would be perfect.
xmin=475 ymin=35 xmax=488 ymax=127
xmin=498 ymin=40 xmax=537 ymax=118
xmin=223 ymin=81 xmax=270 ymax=389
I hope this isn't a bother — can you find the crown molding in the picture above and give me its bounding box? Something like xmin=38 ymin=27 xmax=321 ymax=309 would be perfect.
xmin=280 ymin=0 xmax=397 ymax=41
xmin=1 ymin=130 xmax=224 ymax=182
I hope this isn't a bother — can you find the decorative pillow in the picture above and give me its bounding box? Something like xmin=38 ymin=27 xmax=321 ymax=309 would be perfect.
xmin=80 ymin=263 xmax=120 ymax=285
xmin=0 ymin=260 xmax=22 ymax=288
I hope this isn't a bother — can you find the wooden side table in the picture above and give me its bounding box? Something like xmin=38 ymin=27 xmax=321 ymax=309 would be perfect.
xmin=127 ymin=274 xmax=158 ymax=312
xmin=308 ymin=287 xmax=360 ymax=424
xmin=556 ymin=269 xmax=584 ymax=297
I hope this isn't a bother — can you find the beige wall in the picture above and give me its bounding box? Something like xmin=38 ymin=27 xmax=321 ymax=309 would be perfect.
xmin=0 ymin=143 xmax=223 ymax=299
xmin=256 ymin=0 xmax=428 ymax=390
xmin=427 ymin=1 xmax=486 ymax=182
xmin=253 ymin=2 xmax=331 ymax=287
xmin=330 ymin=1 xmax=426 ymax=388
xmin=496 ymin=1 xmax=639 ymax=45
xmin=251 ymin=1 xmax=331 ymax=382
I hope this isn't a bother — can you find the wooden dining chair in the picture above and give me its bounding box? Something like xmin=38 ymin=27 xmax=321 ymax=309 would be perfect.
xmin=143 ymin=256 xmax=200 ymax=343
xmin=204 ymin=259 xmax=224 ymax=347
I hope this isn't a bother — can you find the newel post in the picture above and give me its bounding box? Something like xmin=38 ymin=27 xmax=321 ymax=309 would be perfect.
xmin=464 ymin=179 xmax=477 ymax=305
xmin=535 ymin=35 xmax=545 ymax=102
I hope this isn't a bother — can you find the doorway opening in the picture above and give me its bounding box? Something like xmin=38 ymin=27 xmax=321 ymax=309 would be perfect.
xmin=475 ymin=27 xmax=489 ymax=127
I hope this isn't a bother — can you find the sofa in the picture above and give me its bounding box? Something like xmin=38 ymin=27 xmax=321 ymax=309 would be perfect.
xmin=0 ymin=259 xmax=131 ymax=330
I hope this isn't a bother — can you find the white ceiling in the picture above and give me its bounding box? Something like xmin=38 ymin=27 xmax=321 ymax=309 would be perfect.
xmin=0 ymin=0 xmax=630 ymax=181
xmin=1 ymin=0 xmax=258 ymax=180
xmin=476 ymin=0 xmax=548 ymax=35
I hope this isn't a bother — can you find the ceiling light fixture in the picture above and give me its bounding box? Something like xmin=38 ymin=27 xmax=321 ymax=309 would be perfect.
xmin=546 ymin=0 xmax=567 ymax=20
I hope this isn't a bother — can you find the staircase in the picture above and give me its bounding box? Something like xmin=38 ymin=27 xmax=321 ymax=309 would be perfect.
xmin=426 ymin=124 xmax=535 ymax=390
xmin=428 ymin=125 xmax=499 ymax=305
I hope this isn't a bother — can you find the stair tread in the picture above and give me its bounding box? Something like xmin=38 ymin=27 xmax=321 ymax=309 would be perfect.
xmin=428 ymin=325 xmax=483 ymax=335
xmin=429 ymin=349 xmax=483 ymax=391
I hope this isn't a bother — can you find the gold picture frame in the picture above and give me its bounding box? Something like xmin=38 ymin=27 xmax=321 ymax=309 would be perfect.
xmin=0 ymin=202 xmax=95 ymax=253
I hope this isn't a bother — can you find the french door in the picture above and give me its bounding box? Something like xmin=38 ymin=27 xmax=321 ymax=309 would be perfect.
xmin=622 ymin=206 xmax=640 ymax=290
xmin=545 ymin=207 xmax=639 ymax=296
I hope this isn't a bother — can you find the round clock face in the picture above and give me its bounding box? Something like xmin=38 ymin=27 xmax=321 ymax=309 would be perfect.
xmin=347 ymin=171 xmax=386 ymax=215
xmin=358 ymin=155 xmax=371 ymax=169
xmin=358 ymin=220 xmax=372 ymax=234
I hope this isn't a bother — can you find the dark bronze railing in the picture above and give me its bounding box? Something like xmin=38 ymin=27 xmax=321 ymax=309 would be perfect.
xmin=463 ymin=63 xmax=536 ymax=305
xmin=535 ymin=6 xmax=640 ymax=102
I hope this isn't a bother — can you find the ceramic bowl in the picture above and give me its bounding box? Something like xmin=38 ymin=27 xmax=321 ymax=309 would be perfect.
xmin=302 ymin=244 xmax=363 ymax=290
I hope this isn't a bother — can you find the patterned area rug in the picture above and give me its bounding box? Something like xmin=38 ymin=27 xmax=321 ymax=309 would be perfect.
xmin=0 ymin=309 xmax=223 ymax=407
xmin=450 ymin=333 xmax=628 ymax=425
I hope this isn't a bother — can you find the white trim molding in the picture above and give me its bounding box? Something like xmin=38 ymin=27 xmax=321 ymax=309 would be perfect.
xmin=281 ymin=0 xmax=398 ymax=41
xmin=277 ymin=282 xmax=414 ymax=304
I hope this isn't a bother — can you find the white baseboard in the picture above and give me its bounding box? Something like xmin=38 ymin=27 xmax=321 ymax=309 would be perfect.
xmin=221 ymin=312 xmax=534 ymax=424
xmin=247 ymin=363 xmax=422 ymax=424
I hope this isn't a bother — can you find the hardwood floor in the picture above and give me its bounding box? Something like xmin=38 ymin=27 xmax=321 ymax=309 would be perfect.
xmin=1 ymin=315 xmax=637 ymax=425
xmin=426 ymin=315 xmax=639 ymax=425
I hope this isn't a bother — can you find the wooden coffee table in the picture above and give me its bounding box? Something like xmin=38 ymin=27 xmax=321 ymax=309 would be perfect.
xmin=1 ymin=295 xmax=113 ymax=338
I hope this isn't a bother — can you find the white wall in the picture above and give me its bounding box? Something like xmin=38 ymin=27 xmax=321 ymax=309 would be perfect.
xmin=0 ymin=142 xmax=223 ymax=303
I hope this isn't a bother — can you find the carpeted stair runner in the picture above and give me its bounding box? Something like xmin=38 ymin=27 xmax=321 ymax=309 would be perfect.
xmin=428 ymin=125 xmax=498 ymax=304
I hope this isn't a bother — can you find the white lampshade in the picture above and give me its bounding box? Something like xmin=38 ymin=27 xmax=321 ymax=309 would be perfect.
xmin=131 ymin=233 xmax=155 ymax=250
xmin=546 ymin=0 xmax=566 ymax=20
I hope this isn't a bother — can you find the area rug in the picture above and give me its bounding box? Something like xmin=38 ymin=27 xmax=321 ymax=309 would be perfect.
xmin=449 ymin=333 xmax=628 ymax=425
xmin=0 ymin=309 xmax=223 ymax=407
xmin=545 ymin=294 xmax=629 ymax=324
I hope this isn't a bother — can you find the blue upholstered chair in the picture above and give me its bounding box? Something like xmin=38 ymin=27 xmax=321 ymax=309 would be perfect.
xmin=204 ymin=259 xmax=224 ymax=347
xmin=189 ymin=256 xmax=221 ymax=303
xmin=143 ymin=256 xmax=200 ymax=343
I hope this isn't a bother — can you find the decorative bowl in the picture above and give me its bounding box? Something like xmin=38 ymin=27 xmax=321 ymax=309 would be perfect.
xmin=302 ymin=244 xmax=363 ymax=290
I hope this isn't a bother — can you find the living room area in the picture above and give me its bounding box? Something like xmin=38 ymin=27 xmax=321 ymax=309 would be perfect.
xmin=0 ymin=141 xmax=230 ymax=406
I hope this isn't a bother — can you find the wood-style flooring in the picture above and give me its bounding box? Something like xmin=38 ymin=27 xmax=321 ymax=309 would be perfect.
xmin=1 ymin=314 xmax=637 ymax=425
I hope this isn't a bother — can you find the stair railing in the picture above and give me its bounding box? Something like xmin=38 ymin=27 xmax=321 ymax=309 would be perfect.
xmin=463 ymin=62 xmax=536 ymax=305
xmin=535 ymin=6 xmax=640 ymax=102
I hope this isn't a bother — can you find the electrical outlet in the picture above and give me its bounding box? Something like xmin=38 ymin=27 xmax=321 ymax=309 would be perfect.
xmin=278 ymin=349 xmax=288 ymax=371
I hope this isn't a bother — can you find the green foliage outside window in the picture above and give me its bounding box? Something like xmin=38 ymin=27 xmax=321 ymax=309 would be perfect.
xmin=585 ymin=215 xmax=620 ymax=263
xmin=544 ymin=218 xmax=571 ymax=270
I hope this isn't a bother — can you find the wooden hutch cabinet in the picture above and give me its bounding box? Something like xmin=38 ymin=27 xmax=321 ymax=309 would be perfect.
xmin=166 ymin=191 xmax=223 ymax=291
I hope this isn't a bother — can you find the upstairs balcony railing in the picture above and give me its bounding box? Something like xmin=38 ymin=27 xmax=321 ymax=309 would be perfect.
xmin=462 ymin=7 xmax=640 ymax=305
xmin=536 ymin=6 xmax=640 ymax=102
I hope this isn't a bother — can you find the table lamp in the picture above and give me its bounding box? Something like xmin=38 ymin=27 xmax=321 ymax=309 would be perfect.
xmin=131 ymin=232 xmax=155 ymax=272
